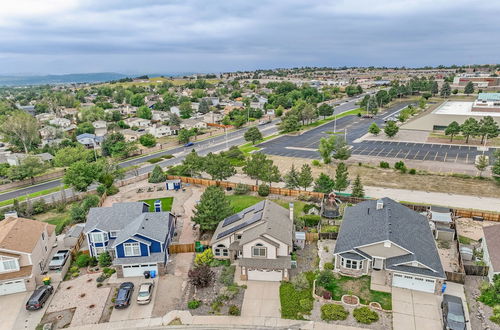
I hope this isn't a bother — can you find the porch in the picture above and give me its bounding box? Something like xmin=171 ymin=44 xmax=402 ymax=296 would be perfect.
xmin=370 ymin=269 xmax=391 ymax=293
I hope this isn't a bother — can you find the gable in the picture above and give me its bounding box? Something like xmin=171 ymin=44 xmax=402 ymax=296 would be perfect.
xmin=357 ymin=241 xmax=409 ymax=259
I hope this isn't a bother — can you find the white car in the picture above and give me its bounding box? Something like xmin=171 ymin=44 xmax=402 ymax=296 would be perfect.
xmin=136 ymin=282 xmax=154 ymax=305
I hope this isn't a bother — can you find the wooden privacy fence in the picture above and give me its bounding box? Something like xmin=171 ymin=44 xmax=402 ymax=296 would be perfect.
xmin=445 ymin=271 xmax=466 ymax=284
xmin=455 ymin=209 xmax=500 ymax=222
xmin=305 ymin=233 xmax=319 ymax=242
xmin=169 ymin=241 xmax=210 ymax=254
xmin=464 ymin=264 xmax=489 ymax=276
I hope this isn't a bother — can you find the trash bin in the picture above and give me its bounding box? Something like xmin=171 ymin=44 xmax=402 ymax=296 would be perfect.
xmin=150 ymin=270 xmax=156 ymax=278
xmin=42 ymin=276 xmax=51 ymax=285
xmin=144 ymin=271 xmax=151 ymax=279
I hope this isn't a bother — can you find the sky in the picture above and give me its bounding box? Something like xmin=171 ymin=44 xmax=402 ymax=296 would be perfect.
xmin=0 ymin=0 xmax=499 ymax=75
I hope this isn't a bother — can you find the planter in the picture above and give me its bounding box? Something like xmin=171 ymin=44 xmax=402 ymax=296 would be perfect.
xmin=341 ymin=294 xmax=359 ymax=306
xmin=369 ymin=302 xmax=383 ymax=310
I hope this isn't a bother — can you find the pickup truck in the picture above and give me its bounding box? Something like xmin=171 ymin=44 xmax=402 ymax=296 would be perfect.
xmin=48 ymin=250 xmax=70 ymax=270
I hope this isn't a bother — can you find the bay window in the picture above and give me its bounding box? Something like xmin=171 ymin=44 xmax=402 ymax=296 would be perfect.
xmin=340 ymin=257 xmax=363 ymax=270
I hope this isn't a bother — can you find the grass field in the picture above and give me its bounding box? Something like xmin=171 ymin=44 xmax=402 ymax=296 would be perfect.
xmin=141 ymin=197 xmax=174 ymax=212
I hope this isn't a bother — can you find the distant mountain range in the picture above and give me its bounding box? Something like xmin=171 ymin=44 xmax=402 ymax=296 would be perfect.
xmin=0 ymin=72 xmax=129 ymax=86
xmin=0 ymin=72 xmax=200 ymax=86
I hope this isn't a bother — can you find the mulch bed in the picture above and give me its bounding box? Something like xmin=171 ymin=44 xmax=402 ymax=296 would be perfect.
xmin=40 ymin=308 xmax=76 ymax=329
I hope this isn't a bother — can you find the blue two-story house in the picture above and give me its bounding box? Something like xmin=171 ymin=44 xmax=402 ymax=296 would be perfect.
xmin=84 ymin=202 xmax=176 ymax=277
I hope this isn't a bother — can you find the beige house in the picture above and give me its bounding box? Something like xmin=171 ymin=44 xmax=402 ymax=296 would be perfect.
xmin=333 ymin=198 xmax=445 ymax=294
xmin=211 ymin=200 xmax=293 ymax=282
xmin=121 ymin=129 xmax=144 ymax=142
xmin=0 ymin=216 xmax=56 ymax=295
xmin=482 ymin=225 xmax=500 ymax=283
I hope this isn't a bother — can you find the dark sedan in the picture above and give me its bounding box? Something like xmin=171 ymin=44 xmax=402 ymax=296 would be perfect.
xmin=442 ymin=294 xmax=467 ymax=330
xmin=114 ymin=282 xmax=134 ymax=309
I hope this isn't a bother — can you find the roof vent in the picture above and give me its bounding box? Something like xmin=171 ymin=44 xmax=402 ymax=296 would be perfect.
xmin=376 ymin=199 xmax=384 ymax=210
xmin=367 ymin=208 xmax=370 ymax=215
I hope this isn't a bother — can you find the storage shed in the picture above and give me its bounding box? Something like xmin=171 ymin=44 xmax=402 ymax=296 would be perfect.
xmin=165 ymin=179 xmax=181 ymax=191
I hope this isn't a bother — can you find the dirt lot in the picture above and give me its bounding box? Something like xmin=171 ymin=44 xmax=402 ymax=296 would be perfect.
xmin=464 ymin=276 xmax=497 ymax=330
xmin=437 ymin=240 xmax=461 ymax=273
xmin=455 ymin=218 xmax=498 ymax=241
xmin=269 ymin=155 xmax=500 ymax=198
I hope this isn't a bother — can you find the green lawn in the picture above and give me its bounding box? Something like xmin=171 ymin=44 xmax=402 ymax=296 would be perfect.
xmin=323 ymin=275 xmax=392 ymax=310
xmin=299 ymin=108 xmax=363 ymax=130
xmin=45 ymin=215 xmax=72 ymax=235
xmin=0 ymin=185 xmax=67 ymax=207
xmin=280 ymin=271 xmax=316 ymax=319
xmin=141 ymin=197 xmax=174 ymax=212
xmin=227 ymin=195 xmax=264 ymax=213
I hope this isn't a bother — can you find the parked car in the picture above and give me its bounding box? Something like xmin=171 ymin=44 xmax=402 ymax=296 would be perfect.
xmin=136 ymin=282 xmax=154 ymax=305
xmin=48 ymin=250 xmax=70 ymax=270
xmin=25 ymin=285 xmax=53 ymax=310
xmin=114 ymin=282 xmax=134 ymax=309
xmin=441 ymin=294 xmax=467 ymax=330
xmin=184 ymin=142 xmax=194 ymax=147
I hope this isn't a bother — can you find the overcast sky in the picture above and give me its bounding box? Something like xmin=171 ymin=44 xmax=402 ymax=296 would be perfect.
xmin=0 ymin=0 xmax=499 ymax=75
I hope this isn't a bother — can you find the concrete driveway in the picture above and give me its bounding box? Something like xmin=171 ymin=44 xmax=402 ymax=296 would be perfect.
xmin=241 ymin=281 xmax=280 ymax=317
xmin=109 ymin=278 xmax=158 ymax=322
xmin=442 ymin=282 xmax=472 ymax=330
xmin=392 ymin=288 xmax=442 ymax=330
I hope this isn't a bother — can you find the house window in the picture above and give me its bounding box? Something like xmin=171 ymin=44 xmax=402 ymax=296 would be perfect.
xmin=109 ymin=231 xmax=119 ymax=238
xmin=252 ymin=244 xmax=266 ymax=257
xmin=340 ymin=257 xmax=363 ymax=270
xmin=214 ymin=244 xmax=228 ymax=257
xmin=90 ymin=232 xmax=105 ymax=243
xmin=124 ymin=242 xmax=141 ymax=257
xmin=1 ymin=259 xmax=18 ymax=272
xmin=94 ymin=247 xmax=105 ymax=256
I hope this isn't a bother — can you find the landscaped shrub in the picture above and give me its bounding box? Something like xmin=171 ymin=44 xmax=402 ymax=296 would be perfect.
xmin=302 ymin=203 xmax=318 ymax=214
xmin=321 ymin=225 xmax=338 ymax=233
xmin=479 ymin=274 xmax=500 ymax=306
xmin=300 ymin=215 xmax=321 ymax=227
xmin=280 ymin=271 xmax=315 ymax=319
xmin=103 ymin=267 xmax=116 ymax=277
xmin=147 ymin=157 xmax=163 ymax=164
xmin=162 ymin=154 xmax=174 ymax=159
xmin=32 ymin=199 xmax=47 ymax=214
xmin=187 ymin=300 xmax=201 ymax=309
xmin=394 ymin=161 xmax=407 ymax=173
xmin=195 ymin=248 xmax=214 ymax=266
xmin=228 ymin=305 xmax=241 ymax=316
xmin=291 ymin=273 xmax=310 ymax=291
xmin=316 ymin=270 xmax=334 ymax=288
xmin=188 ymin=265 xmax=215 ymax=288
xmin=321 ymin=303 xmax=349 ymax=321
xmin=490 ymin=305 xmax=500 ymax=324
xmin=69 ymin=265 xmax=79 ymax=273
xmin=219 ymin=265 xmax=236 ymax=286
xmin=323 ymin=291 xmax=332 ymax=300
xmin=75 ymin=254 xmax=91 ymax=268
xmin=353 ymin=306 xmax=379 ymax=324
xmin=324 ymin=262 xmax=334 ymax=270
xmin=409 ymin=168 xmax=416 ymax=175
xmin=98 ymin=252 xmax=112 ymax=267
xmin=96 ymin=274 xmax=107 ymax=283
xmin=234 ymin=183 xmax=250 ymax=195
xmin=299 ymin=298 xmax=313 ymax=311
xmin=379 ymin=161 xmax=390 ymax=169
xmin=257 ymin=184 xmax=270 ymax=196
xmin=219 ymin=285 xmax=239 ymax=299
xmin=312 ymin=159 xmax=321 ymax=167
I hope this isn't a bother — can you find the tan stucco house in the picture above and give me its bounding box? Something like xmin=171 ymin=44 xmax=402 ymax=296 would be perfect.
xmin=210 ymin=200 xmax=293 ymax=282
xmin=0 ymin=216 xmax=56 ymax=295
xmin=482 ymin=224 xmax=500 ymax=283
xmin=333 ymin=198 xmax=445 ymax=294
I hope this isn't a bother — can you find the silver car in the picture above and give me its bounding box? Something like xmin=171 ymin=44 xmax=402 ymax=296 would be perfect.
xmin=136 ymin=282 xmax=154 ymax=305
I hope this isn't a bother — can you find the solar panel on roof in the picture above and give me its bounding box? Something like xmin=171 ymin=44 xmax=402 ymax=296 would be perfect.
xmin=216 ymin=212 xmax=263 ymax=239
xmin=222 ymin=213 xmax=243 ymax=227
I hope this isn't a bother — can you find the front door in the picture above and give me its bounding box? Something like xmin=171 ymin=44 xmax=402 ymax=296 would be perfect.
xmin=373 ymin=257 xmax=384 ymax=270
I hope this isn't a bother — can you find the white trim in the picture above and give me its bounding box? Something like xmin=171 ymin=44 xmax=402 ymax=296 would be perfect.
xmin=112 ymin=233 xmax=162 ymax=248
xmin=354 ymin=240 xmax=413 ymax=256
xmin=123 ymin=242 xmax=141 ymax=257
xmin=388 ymin=268 xmax=444 ymax=280
xmin=0 ymin=248 xmax=29 ymax=256
xmin=391 ymin=260 xmax=437 ymax=273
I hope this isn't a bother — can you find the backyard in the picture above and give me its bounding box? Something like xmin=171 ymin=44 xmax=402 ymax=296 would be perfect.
xmin=140 ymin=197 xmax=174 ymax=212
xmin=226 ymin=193 xmax=307 ymax=219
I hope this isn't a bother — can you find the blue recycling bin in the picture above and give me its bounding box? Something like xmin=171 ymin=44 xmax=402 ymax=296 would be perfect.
xmin=150 ymin=270 xmax=156 ymax=278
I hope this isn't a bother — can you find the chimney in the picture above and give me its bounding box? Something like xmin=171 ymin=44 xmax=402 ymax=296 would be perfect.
xmin=376 ymin=199 xmax=384 ymax=210
xmin=289 ymin=202 xmax=294 ymax=222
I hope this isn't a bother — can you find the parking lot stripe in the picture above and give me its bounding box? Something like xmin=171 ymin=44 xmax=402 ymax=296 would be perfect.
xmin=423 ymin=151 xmax=430 ymax=160
xmin=413 ymin=150 xmax=420 ymax=159
xmin=455 ymin=153 xmax=459 ymax=163
xmin=376 ymin=148 xmax=386 ymax=156
xmin=444 ymin=152 xmax=447 ymax=162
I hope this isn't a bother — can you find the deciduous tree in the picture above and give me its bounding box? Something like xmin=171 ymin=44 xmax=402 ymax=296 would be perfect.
xmin=445 ymin=121 xmax=461 ymax=142
xmin=137 ymin=106 xmax=152 ymax=120
xmin=0 ymin=111 xmax=40 ymax=153
xmin=8 ymin=156 xmax=47 ymax=183
xmin=203 ymin=152 xmax=236 ymax=182
xmin=182 ymin=150 xmax=204 ymax=177
xmin=475 ymin=155 xmax=489 ymax=177
xmin=384 ymin=120 xmax=399 ymax=138
xmin=460 ymin=118 xmax=480 ymax=143
xmin=368 ymin=122 xmax=381 ymax=135
xmin=318 ymin=104 xmax=334 ymax=119
xmin=244 ymin=126 xmax=263 ymax=145
xmin=479 ymin=116 xmax=499 ymax=144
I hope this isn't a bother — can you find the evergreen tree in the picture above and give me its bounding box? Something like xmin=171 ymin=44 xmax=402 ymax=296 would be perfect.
xmin=318 ymin=136 xmax=335 ymax=164
xmin=479 ymin=116 xmax=499 ymax=144
xmin=445 ymin=121 xmax=461 ymax=142
xmin=192 ymin=186 xmax=233 ymax=231
xmin=492 ymin=150 xmax=500 ymax=183
xmin=148 ymin=165 xmax=165 ymax=183
xmin=351 ymin=175 xmax=364 ymax=198
xmin=475 ymin=155 xmax=489 ymax=177
xmin=440 ymin=82 xmax=451 ymax=97
xmin=368 ymin=122 xmax=381 ymax=135
xmin=460 ymin=118 xmax=480 ymax=143
xmin=198 ymin=99 xmax=210 ymax=114
xmin=313 ymin=173 xmax=335 ymax=193
xmin=464 ymin=81 xmax=474 ymax=95
xmin=334 ymin=162 xmax=349 ymax=192
xmin=384 ymin=120 xmax=399 ymax=138
xmin=431 ymin=81 xmax=439 ymax=95
xmin=284 ymin=164 xmax=300 ymax=189
xmin=244 ymin=126 xmax=263 ymax=144
xmin=298 ymin=164 xmax=313 ymax=190
xmin=333 ymin=137 xmax=351 ymax=160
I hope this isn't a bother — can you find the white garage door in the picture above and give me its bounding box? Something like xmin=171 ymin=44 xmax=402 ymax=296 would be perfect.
xmin=122 ymin=263 xmax=158 ymax=277
xmin=0 ymin=280 xmax=26 ymax=296
xmin=248 ymin=269 xmax=282 ymax=281
xmin=392 ymin=273 xmax=435 ymax=293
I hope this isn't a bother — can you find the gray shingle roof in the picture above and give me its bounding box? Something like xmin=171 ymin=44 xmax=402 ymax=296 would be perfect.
xmin=238 ymin=256 xmax=291 ymax=269
xmin=112 ymin=253 xmax=165 ymax=265
xmin=339 ymin=252 xmax=366 ymax=261
xmin=334 ymin=197 xmax=445 ymax=278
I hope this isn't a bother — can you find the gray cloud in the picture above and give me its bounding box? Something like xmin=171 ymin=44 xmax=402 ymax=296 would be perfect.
xmin=0 ymin=0 xmax=498 ymax=74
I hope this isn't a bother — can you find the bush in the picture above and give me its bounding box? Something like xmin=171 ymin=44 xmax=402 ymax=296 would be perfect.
xmin=321 ymin=303 xmax=349 ymax=321
xmin=490 ymin=305 xmax=500 ymax=324
xmin=257 ymin=184 xmax=270 ymax=196
xmin=97 ymin=184 xmax=107 ymax=196
xmin=291 ymin=273 xmax=310 ymax=291
xmin=394 ymin=161 xmax=407 ymax=173
xmin=312 ymin=159 xmax=321 ymax=167
xmin=188 ymin=265 xmax=215 ymax=288
xmin=302 ymin=203 xmax=318 ymax=214
xmin=106 ymin=185 xmax=119 ymax=195
xmin=149 ymin=165 xmax=166 ymax=183
xmin=195 ymin=248 xmax=214 ymax=266
xmin=75 ymin=254 xmax=91 ymax=268
xmin=234 ymin=183 xmax=250 ymax=195
xmin=96 ymin=274 xmax=107 ymax=283
xmin=187 ymin=300 xmax=201 ymax=309
xmin=323 ymin=291 xmax=332 ymax=300
xmin=228 ymin=305 xmax=240 ymax=316
xmin=32 ymin=199 xmax=47 ymax=214
xmin=316 ymin=270 xmax=334 ymax=288
xmin=379 ymin=161 xmax=390 ymax=169
xmin=103 ymin=267 xmax=116 ymax=276
xmin=89 ymin=257 xmax=98 ymax=267
xmin=300 ymin=215 xmax=321 ymax=227
xmin=69 ymin=265 xmax=79 ymax=273
xmin=219 ymin=285 xmax=239 ymax=300
xmin=353 ymin=306 xmax=379 ymax=324
xmin=219 ymin=265 xmax=236 ymax=286
xmin=479 ymin=274 xmax=500 ymax=306
xmin=97 ymin=283 xmax=103 ymax=287
xmin=162 ymin=154 xmax=174 ymax=159
xmin=299 ymin=298 xmax=313 ymax=311
xmin=409 ymin=168 xmax=416 ymax=175
xmin=98 ymin=252 xmax=112 ymax=267
xmin=147 ymin=157 xmax=163 ymax=164
xmin=324 ymin=262 xmax=334 ymax=270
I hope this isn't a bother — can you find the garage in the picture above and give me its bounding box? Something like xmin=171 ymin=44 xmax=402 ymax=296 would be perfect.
xmin=122 ymin=263 xmax=158 ymax=277
xmin=247 ymin=269 xmax=283 ymax=281
xmin=0 ymin=279 xmax=26 ymax=296
xmin=392 ymin=273 xmax=435 ymax=293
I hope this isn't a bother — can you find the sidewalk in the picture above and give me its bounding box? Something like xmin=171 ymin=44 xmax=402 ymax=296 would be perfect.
xmin=363 ymin=185 xmax=500 ymax=212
